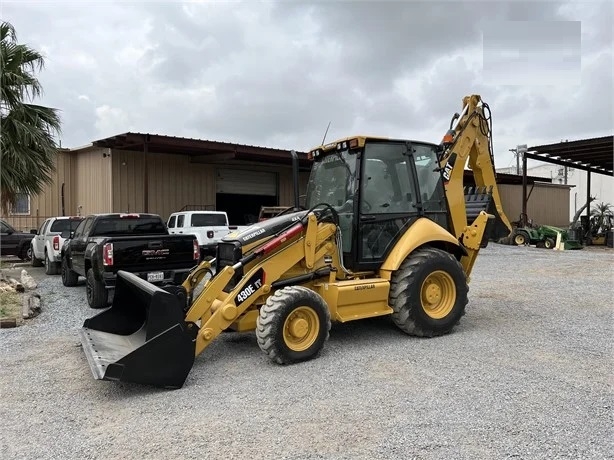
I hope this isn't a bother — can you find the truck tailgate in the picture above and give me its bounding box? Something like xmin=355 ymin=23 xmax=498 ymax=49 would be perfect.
xmin=105 ymin=235 xmax=196 ymax=270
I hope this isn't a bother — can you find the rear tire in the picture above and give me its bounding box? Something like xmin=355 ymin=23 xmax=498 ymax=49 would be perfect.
xmin=256 ymin=286 xmax=331 ymax=365
xmin=19 ymin=244 xmax=32 ymax=262
xmin=31 ymin=245 xmax=44 ymax=267
xmin=86 ymin=269 xmax=109 ymax=309
xmin=61 ymin=256 xmax=79 ymax=287
xmin=544 ymin=238 xmax=555 ymax=249
xmin=389 ymin=247 xmax=468 ymax=337
xmin=44 ymin=251 xmax=60 ymax=275
xmin=513 ymin=231 xmax=529 ymax=246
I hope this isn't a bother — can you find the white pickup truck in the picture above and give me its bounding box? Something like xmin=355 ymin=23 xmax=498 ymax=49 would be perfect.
xmin=30 ymin=216 xmax=85 ymax=275
xmin=167 ymin=210 xmax=249 ymax=259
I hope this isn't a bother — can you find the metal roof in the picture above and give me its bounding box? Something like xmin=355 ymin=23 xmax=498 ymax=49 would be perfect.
xmin=89 ymin=132 xmax=312 ymax=168
xmin=527 ymin=135 xmax=613 ymax=176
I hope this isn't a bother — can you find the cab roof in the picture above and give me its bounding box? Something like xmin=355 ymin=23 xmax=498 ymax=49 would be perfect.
xmin=308 ymin=135 xmax=439 ymax=154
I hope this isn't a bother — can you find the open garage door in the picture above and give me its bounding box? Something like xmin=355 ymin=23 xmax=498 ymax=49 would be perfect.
xmin=216 ymin=168 xmax=278 ymax=225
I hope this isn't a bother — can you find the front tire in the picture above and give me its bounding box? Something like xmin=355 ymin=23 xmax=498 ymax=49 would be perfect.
xmin=86 ymin=269 xmax=108 ymax=309
xmin=389 ymin=247 xmax=469 ymax=337
xmin=544 ymin=238 xmax=555 ymax=249
xmin=256 ymin=286 xmax=331 ymax=365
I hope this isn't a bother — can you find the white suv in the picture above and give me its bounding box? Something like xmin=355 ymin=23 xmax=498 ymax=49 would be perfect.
xmin=30 ymin=216 xmax=84 ymax=274
xmin=167 ymin=211 xmax=248 ymax=259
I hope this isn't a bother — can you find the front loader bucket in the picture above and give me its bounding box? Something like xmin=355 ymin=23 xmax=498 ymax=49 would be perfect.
xmin=79 ymin=270 xmax=197 ymax=389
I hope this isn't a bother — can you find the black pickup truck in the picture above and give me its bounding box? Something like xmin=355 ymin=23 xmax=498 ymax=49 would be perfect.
xmin=60 ymin=213 xmax=199 ymax=308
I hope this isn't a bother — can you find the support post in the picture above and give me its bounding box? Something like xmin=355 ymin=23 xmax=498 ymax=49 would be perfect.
xmin=586 ymin=170 xmax=591 ymax=241
xmin=144 ymin=137 xmax=149 ymax=213
xmin=521 ymin=153 xmax=528 ymax=227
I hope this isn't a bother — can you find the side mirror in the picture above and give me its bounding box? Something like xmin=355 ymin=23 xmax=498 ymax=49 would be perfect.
xmin=61 ymin=230 xmax=72 ymax=239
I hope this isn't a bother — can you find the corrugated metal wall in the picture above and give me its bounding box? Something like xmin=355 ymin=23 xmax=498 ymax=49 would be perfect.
xmin=498 ymin=183 xmax=571 ymax=227
xmin=278 ymin=168 xmax=310 ymax=207
xmin=75 ymin=147 xmax=112 ymax=215
xmin=112 ymin=150 xmax=216 ymax=220
xmin=111 ymin=151 xmax=313 ymax=221
xmin=2 ymin=150 xmax=77 ymax=232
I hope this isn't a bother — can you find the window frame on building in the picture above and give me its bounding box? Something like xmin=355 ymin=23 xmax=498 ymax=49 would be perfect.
xmin=10 ymin=193 xmax=31 ymax=215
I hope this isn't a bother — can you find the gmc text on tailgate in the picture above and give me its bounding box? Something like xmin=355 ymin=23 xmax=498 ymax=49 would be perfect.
xmin=61 ymin=213 xmax=200 ymax=308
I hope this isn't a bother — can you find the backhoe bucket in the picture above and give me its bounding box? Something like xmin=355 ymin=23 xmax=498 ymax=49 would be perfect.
xmin=79 ymin=270 xmax=197 ymax=389
xmin=465 ymin=186 xmax=511 ymax=245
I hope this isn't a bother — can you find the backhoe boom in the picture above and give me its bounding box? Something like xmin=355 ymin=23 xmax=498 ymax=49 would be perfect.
xmin=438 ymin=94 xmax=512 ymax=275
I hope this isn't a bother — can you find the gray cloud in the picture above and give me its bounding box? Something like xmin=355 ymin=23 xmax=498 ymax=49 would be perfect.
xmin=1 ymin=0 xmax=611 ymax=169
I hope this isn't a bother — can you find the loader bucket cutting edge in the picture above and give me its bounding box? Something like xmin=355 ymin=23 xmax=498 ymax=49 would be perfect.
xmin=79 ymin=270 xmax=197 ymax=389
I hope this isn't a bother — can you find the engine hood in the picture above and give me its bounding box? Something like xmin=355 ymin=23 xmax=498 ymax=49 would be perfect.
xmin=222 ymin=210 xmax=309 ymax=246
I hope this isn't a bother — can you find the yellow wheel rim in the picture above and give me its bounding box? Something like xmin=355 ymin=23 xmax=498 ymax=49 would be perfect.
xmin=514 ymin=234 xmax=525 ymax=245
xmin=420 ymin=270 xmax=456 ymax=319
xmin=283 ymin=306 xmax=320 ymax=352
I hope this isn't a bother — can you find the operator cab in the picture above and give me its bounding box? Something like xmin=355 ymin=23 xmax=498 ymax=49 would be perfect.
xmin=305 ymin=137 xmax=448 ymax=272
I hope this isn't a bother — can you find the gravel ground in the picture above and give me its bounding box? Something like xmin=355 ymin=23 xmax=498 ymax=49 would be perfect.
xmin=1 ymin=244 xmax=612 ymax=460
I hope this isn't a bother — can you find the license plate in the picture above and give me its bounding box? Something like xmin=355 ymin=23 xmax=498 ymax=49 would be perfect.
xmin=147 ymin=272 xmax=164 ymax=282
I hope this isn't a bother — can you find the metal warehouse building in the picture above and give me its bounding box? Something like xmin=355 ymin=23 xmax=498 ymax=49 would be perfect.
xmin=4 ymin=133 xmax=312 ymax=230
xmin=3 ymin=131 xmax=573 ymax=232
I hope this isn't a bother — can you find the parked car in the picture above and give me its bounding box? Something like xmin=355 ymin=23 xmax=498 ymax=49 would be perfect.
xmin=61 ymin=212 xmax=200 ymax=308
xmin=30 ymin=216 xmax=85 ymax=274
xmin=167 ymin=210 xmax=249 ymax=259
xmin=0 ymin=219 xmax=36 ymax=260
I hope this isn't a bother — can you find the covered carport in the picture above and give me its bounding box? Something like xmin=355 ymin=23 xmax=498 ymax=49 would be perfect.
xmin=521 ymin=136 xmax=613 ymax=231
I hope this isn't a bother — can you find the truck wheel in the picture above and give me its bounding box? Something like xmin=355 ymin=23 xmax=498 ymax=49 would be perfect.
xmin=86 ymin=269 xmax=109 ymax=309
xmin=61 ymin=257 xmax=79 ymax=287
xmin=256 ymin=286 xmax=331 ymax=365
xmin=31 ymin=245 xmax=44 ymax=267
xmin=44 ymin=251 xmax=60 ymax=275
xmin=18 ymin=244 xmax=32 ymax=262
xmin=389 ymin=247 xmax=468 ymax=337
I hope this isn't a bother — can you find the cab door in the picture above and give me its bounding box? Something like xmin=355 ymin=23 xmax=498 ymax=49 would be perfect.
xmin=355 ymin=141 xmax=421 ymax=271
xmin=0 ymin=221 xmax=19 ymax=254
xmin=33 ymin=219 xmax=50 ymax=259
xmin=174 ymin=214 xmax=186 ymax=234
xmin=68 ymin=217 xmax=93 ymax=274
xmin=167 ymin=215 xmax=177 ymax=234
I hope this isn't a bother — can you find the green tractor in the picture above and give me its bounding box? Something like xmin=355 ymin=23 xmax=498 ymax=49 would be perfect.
xmin=512 ymin=224 xmax=583 ymax=250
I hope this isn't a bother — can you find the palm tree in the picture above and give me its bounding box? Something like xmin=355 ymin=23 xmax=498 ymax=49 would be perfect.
xmin=590 ymin=201 xmax=614 ymax=235
xmin=0 ymin=20 xmax=61 ymax=213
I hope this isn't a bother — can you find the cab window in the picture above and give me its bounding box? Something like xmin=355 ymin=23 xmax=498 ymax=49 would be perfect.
xmin=361 ymin=143 xmax=418 ymax=215
xmin=168 ymin=216 xmax=176 ymax=229
xmin=73 ymin=218 xmax=90 ymax=238
xmin=38 ymin=220 xmax=49 ymax=235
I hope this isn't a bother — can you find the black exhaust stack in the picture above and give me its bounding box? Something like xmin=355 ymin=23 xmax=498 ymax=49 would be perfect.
xmin=291 ymin=150 xmax=300 ymax=211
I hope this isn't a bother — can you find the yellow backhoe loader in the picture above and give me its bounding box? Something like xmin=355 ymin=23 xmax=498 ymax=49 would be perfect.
xmin=79 ymin=94 xmax=512 ymax=389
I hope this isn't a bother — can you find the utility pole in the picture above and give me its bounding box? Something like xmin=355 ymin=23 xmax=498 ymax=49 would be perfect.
xmin=516 ymin=149 xmax=520 ymax=175
xmin=509 ymin=147 xmax=519 ymax=174
xmin=514 ymin=145 xmax=528 ymax=175
xmin=564 ymin=166 xmax=568 ymax=184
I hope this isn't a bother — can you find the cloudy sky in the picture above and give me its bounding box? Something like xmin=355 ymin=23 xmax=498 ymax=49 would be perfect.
xmin=2 ymin=0 xmax=612 ymax=169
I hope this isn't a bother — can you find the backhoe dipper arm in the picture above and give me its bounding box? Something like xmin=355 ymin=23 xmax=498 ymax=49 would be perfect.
xmin=438 ymin=94 xmax=513 ymax=242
